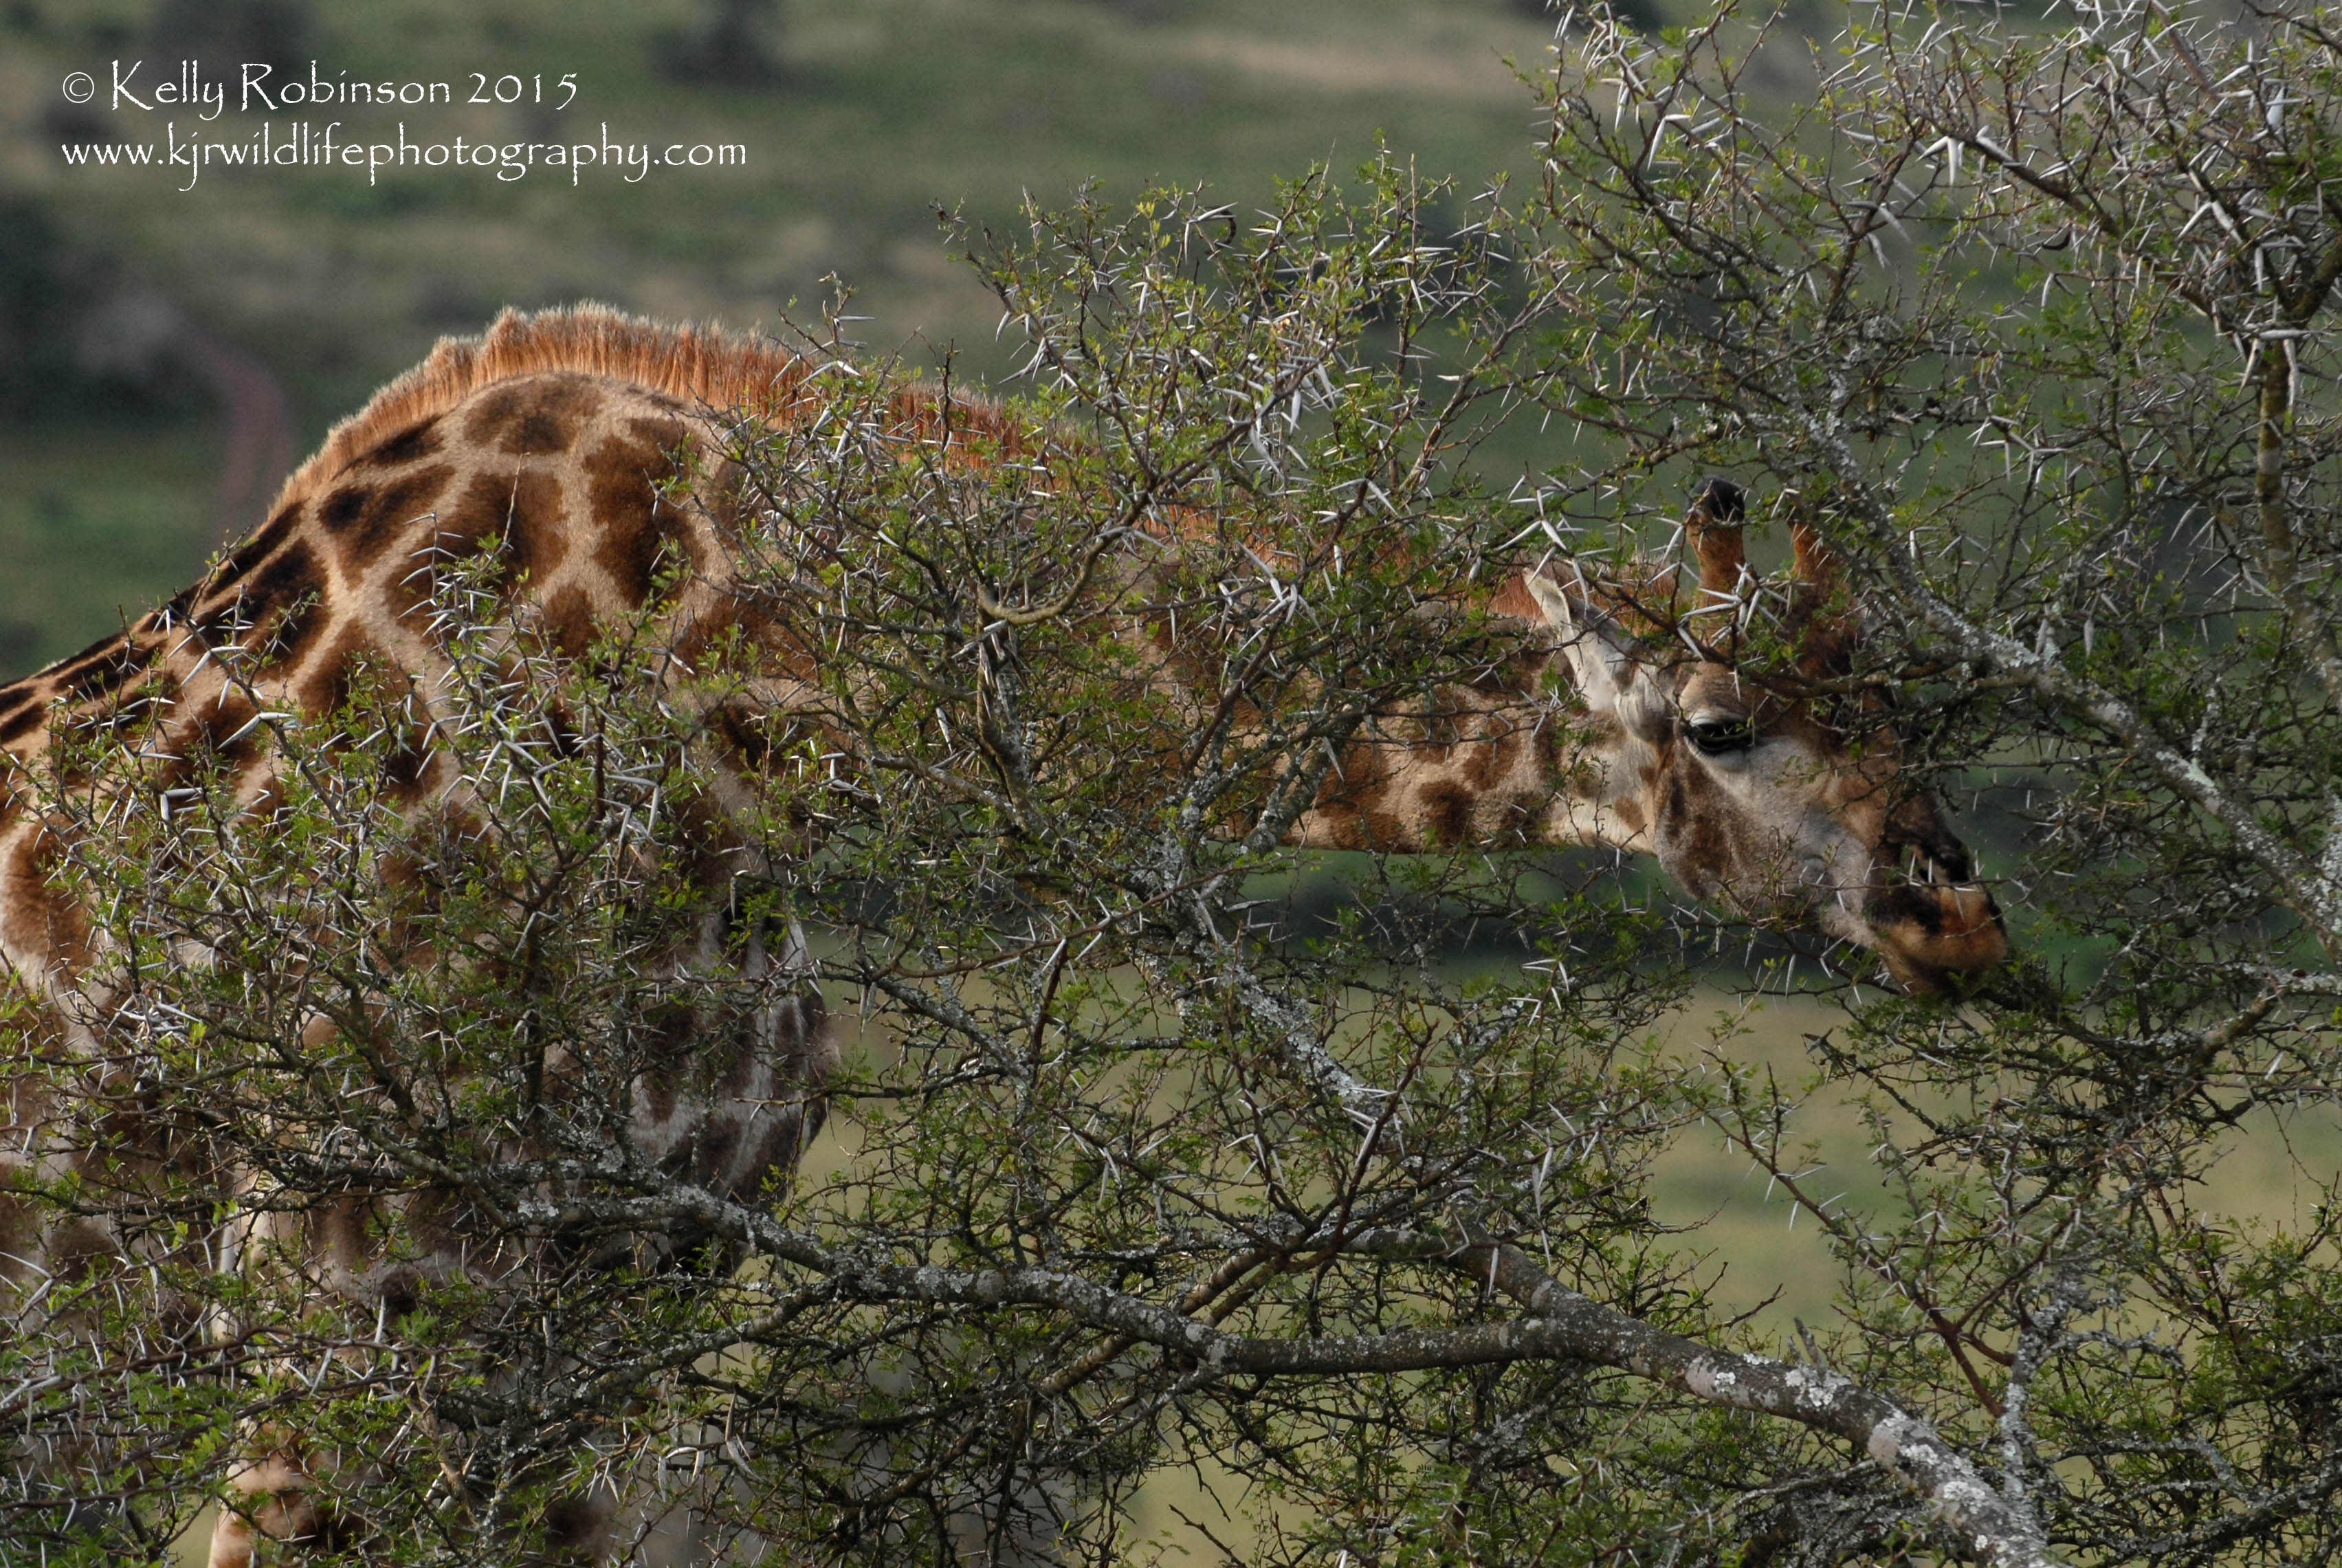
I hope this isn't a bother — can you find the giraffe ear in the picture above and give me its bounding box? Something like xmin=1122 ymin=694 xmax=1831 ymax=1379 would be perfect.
xmin=1525 ymin=571 xmax=1666 ymax=738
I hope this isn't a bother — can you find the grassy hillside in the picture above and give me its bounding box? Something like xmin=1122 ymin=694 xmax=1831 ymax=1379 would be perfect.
xmin=3 ymin=0 xmax=1582 ymax=670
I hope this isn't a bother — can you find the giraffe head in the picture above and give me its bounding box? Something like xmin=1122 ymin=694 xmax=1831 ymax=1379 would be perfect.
xmin=1523 ymin=479 xmax=2008 ymax=993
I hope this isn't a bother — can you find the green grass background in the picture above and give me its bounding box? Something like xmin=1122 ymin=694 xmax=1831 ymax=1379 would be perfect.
xmin=4 ymin=0 xmax=1579 ymax=669
xmin=10 ymin=3 xmax=2338 ymax=1554
xmin=10 ymin=0 xmax=2332 ymax=1375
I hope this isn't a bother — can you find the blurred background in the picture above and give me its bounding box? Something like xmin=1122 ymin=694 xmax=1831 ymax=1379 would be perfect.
xmin=17 ymin=0 xmax=2135 ymax=1365
xmin=0 ymin=0 xmax=1692 ymax=672
xmin=11 ymin=10 xmax=2337 ymax=1483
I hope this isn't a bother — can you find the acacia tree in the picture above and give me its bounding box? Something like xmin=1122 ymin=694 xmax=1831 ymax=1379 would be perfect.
xmin=1505 ymin=0 xmax=2342 ymax=1560
xmin=7 ymin=4 xmax=2342 ymax=1566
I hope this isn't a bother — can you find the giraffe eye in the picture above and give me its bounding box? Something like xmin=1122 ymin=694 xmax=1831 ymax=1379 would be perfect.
xmin=1683 ymin=718 xmax=1755 ymax=756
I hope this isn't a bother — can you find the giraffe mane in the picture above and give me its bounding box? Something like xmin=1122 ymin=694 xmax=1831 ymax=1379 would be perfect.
xmin=261 ymin=302 xmax=1025 ymax=530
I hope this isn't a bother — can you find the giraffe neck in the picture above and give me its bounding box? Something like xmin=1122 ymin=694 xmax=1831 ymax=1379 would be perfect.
xmin=1288 ymin=718 xmax=1650 ymax=856
xmin=1278 ymin=571 xmax=1652 ymax=857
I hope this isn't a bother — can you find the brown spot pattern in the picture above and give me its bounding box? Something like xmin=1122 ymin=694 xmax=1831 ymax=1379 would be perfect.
xmin=498 ymin=470 xmax=568 ymax=582
xmin=462 ymin=374 xmax=608 ymax=457
xmin=380 ymin=733 xmax=438 ymax=806
xmin=316 ymin=464 xmax=457 ymax=568
xmin=242 ymin=539 xmax=324 ymax=617
xmin=353 ymin=415 xmax=445 ymax=471
xmin=1421 ymin=782 xmax=1472 ymax=847
xmin=586 ymin=421 xmax=687 ymax=604
xmin=0 ymin=314 xmax=1068 ymax=1566
xmin=296 ymin=623 xmax=374 ymax=716
xmin=3 ymin=827 xmax=88 ymax=965
xmin=540 ymin=585 xmax=595 ymax=659
xmin=192 ymin=691 xmax=263 ymax=768
xmin=58 ymin=637 xmax=153 ymax=704
xmin=210 ymin=502 xmax=307 ymax=592
xmin=710 ymin=702 xmax=774 ymax=771
xmin=434 ymin=468 xmax=571 ymax=583
xmin=258 ymin=593 xmax=328 ymax=672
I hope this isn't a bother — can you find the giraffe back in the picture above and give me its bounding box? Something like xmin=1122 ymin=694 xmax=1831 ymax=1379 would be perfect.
xmin=0 ymin=306 xmax=1032 ymax=1298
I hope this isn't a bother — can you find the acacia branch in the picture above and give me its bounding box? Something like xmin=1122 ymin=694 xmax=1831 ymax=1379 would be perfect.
xmin=542 ymin=1107 xmax=2058 ymax=1567
xmin=1801 ymin=419 xmax=2342 ymax=943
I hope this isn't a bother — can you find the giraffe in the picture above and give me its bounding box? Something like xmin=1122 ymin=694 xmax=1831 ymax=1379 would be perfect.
xmin=0 ymin=306 xmax=2004 ymax=1563
xmin=1267 ymin=471 xmax=2003 ymax=992
xmin=1521 ymin=478 xmax=2009 ymax=994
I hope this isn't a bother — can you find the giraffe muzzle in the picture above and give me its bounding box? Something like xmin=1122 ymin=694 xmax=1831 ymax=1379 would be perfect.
xmin=1866 ymin=841 xmax=2009 ymax=991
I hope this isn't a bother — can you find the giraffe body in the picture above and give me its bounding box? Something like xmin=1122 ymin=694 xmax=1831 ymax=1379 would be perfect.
xmin=0 ymin=309 xmax=871 ymax=1563
xmin=0 ymin=308 xmax=2004 ymax=1563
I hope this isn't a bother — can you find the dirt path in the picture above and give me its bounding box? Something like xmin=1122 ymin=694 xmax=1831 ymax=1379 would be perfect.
xmin=175 ymin=323 xmax=295 ymax=545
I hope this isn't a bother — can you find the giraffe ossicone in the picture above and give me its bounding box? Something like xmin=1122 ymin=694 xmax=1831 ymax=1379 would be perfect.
xmin=0 ymin=306 xmax=2004 ymax=1563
